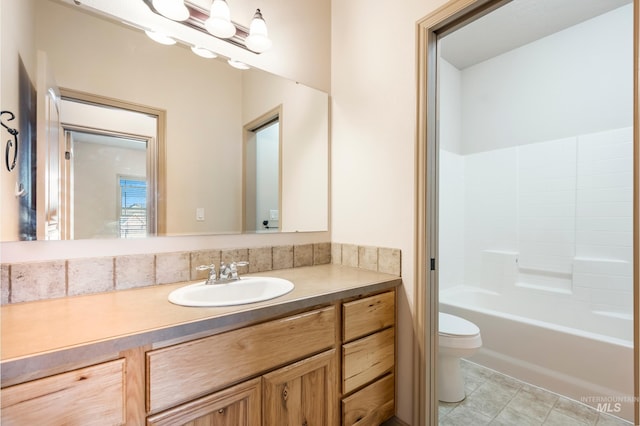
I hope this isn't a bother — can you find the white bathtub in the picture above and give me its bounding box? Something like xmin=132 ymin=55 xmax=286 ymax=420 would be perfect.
xmin=440 ymin=285 xmax=634 ymax=422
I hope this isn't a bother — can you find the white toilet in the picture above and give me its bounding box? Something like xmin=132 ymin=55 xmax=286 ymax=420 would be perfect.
xmin=438 ymin=312 xmax=482 ymax=402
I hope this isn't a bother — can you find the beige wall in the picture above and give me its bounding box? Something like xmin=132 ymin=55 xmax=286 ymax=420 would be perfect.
xmin=36 ymin=0 xmax=244 ymax=235
xmin=73 ymin=141 xmax=146 ymax=239
xmin=71 ymin=0 xmax=331 ymax=93
xmin=0 ymin=0 xmax=36 ymax=241
xmin=330 ymin=0 xmax=448 ymax=422
xmin=242 ymin=69 xmax=329 ymax=233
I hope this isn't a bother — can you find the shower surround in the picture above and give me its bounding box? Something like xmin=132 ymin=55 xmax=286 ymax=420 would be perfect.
xmin=439 ymin=126 xmax=633 ymax=421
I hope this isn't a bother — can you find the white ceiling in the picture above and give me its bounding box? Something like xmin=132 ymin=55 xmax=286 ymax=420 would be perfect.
xmin=440 ymin=0 xmax=632 ymax=70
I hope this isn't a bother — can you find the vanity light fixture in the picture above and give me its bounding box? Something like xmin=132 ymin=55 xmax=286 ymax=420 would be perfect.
xmin=205 ymin=0 xmax=236 ymax=38
xmin=245 ymin=9 xmax=272 ymax=53
xmin=142 ymin=0 xmax=272 ymax=53
xmin=227 ymin=59 xmax=250 ymax=70
xmin=152 ymin=0 xmax=190 ymax=21
xmin=191 ymin=45 xmax=218 ymax=59
xmin=144 ymin=30 xmax=177 ymax=45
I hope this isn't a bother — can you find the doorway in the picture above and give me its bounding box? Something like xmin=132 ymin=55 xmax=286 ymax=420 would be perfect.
xmin=64 ymin=128 xmax=153 ymax=239
xmin=243 ymin=106 xmax=283 ymax=233
xmin=415 ymin=0 xmax=639 ymax=424
xmin=58 ymin=89 xmax=167 ymax=238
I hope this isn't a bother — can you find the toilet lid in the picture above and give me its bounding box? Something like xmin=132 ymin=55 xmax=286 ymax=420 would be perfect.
xmin=439 ymin=312 xmax=480 ymax=336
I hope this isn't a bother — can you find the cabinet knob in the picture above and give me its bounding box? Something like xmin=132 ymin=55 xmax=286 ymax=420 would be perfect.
xmin=282 ymin=385 xmax=289 ymax=401
xmin=218 ymin=408 xmax=225 ymax=414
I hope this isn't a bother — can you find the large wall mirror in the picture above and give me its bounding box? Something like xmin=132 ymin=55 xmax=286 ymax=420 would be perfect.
xmin=1 ymin=0 xmax=329 ymax=241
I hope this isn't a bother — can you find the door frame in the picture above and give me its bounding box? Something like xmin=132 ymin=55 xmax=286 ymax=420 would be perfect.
xmin=58 ymin=88 xmax=167 ymax=235
xmin=63 ymin=126 xmax=156 ymax=238
xmin=242 ymin=105 xmax=283 ymax=233
xmin=413 ymin=1 xmax=640 ymax=424
xmin=36 ymin=51 xmax=62 ymax=240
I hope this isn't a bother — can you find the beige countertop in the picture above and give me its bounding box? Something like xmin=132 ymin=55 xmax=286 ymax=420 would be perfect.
xmin=1 ymin=264 xmax=400 ymax=383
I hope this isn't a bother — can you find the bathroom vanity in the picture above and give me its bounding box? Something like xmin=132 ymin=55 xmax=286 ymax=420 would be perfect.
xmin=0 ymin=264 xmax=399 ymax=425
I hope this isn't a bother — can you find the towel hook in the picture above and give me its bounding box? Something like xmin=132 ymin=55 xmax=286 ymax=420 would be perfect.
xmin=1 ymin=110 xmax=19 ymax=172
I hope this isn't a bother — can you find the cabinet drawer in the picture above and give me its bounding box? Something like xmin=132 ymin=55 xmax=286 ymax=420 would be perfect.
xmin=343 ymin=327 xmax=394 ymax=394
xmin=342 ymin=373 xmax=394 ymax=426
xmin=1 ymin=359 xmax=125 ymax=425
xmin=343 ymin=291 xmax=395 ymax=342
xmin=148 ymin=306 xmax=336 ymax=413
xmin=147 ymin=377 xmax=261 ymax=426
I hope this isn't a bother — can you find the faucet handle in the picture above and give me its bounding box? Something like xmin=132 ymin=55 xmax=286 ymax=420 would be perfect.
xmin=196 ymin=264 xmax=216 ymax=272
xmin=219 ymin=261 xmax=249 ymax=280
xmin=221 ymin=261 xmax=249 ymax=269
xmin=230 ymin=261 xmax=249 ymax=273
xmin=196 ymin=264 xmax=217 ymax=284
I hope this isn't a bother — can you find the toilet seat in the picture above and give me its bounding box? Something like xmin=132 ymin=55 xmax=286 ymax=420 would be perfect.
xmin=439 ymin=313 xmax=482 ymax=349
xmin=439 ymin=312 xmax=480 ymax=337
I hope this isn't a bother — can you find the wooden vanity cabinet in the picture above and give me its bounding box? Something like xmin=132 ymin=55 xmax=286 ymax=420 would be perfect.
xmin=146 ymin=306 xmax=336 ymax=415
xmin=146 ymin=377 xmax=262 ymax=426
xmin=146 ymin=289 xmax=396 ymax=426
xmin=1 ymin=359 xmax=126 ymax=425
xmin=1 ymin=285 xmax=398 ymax=426
xmin=341 ymin=290 xmax=396 ymax=426
xmin=146 ymin=306 xmax=339 ymax=425
xmin=263 ymin=349 xmax=337 ymax=425
xmin=148 ymin=349 xmax=337 ymax=426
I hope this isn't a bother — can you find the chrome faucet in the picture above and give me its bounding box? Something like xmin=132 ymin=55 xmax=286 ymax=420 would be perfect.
xmin=219 ymin=261 xmax=249 ymax=282
xmin=197 ymin=261 xmax=249 ymax=284
xmin=196 ymin=264 xmax=218 ymax=285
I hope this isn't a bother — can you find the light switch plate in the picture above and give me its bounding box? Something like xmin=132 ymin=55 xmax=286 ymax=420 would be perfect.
xmin=196 ymin=207 xmax=205 ymax=221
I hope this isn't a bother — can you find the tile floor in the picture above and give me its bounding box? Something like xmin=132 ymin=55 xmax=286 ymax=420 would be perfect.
xmin=439 ymin=360 xmax=633 ymax=426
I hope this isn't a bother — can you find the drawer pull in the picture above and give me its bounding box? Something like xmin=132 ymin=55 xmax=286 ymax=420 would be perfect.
xmin=282 ymin=385 xmax=289 ymax=401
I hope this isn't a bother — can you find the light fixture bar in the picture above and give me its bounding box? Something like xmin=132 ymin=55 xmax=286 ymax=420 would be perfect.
xmin=142 ymin=0 xmax=255 ymax=52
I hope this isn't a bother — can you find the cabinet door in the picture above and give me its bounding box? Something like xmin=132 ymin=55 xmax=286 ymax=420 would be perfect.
xmin=148 ymin=306 xmax=335 ymax=413
xmin=147 ymin=378 xmax=261 ymax=426
xmin=263 ymin=349 xmax=337 ymax=426
xmin=1 ymin=359 xmax=125 ymax=426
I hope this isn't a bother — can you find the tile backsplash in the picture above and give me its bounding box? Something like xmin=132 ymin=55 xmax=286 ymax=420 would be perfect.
xmin=332 ymin=243 xmax=402 ymax=276
xmin=1 ymin=242 xmax=401 ymax=304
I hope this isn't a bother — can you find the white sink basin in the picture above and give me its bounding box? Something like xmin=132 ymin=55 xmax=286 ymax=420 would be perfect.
xmin=168 ymin=276 xmax=294 ymax=307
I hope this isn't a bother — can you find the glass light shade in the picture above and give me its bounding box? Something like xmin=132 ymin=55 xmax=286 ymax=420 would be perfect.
xmin=227 ymin=59 xmax=250 ymax=70
xmin=205 ymin=0 xmax=236 ymax=38
xmin=245 ymin=9 xmax=272 ymax=53
xmin=145 ymin=30 xmax=177 ymax=45
xmin=191 ymin=46 xmax=217 ymax=59
xmin=152 ymin=0 xmax=189 ymax=21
